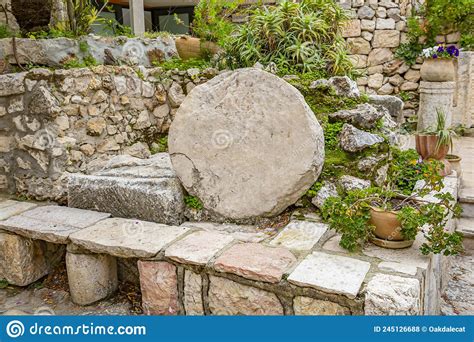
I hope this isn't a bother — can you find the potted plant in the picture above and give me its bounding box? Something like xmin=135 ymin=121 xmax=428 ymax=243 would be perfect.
xmin=420 ymin=44 xmax=459 ymax=82
xmin=446 ymin=154 xmax=462 ymax=176
xmin=321 ymin=158 xmax=463 ymax=254
xmin=174 ymin=0 xmax=241 ymax=60
xmin=416 ymin=109 xmax=456 ymax=176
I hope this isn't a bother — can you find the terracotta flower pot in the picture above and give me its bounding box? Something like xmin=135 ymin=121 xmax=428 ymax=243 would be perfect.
xmin=369 ymin=207 xmax=404 ymax=241
xmin=446 ymin=154 xmax=462 ymax=176
xmin=175 ymin=36 xmax=220 ymax=60
xmin=415 ymin=134 xmax=452 ymax=176
xmin=369 ymin=207 xmax=415 ymax=249
xmin=420 ymin=58 xmax=455 ymax=82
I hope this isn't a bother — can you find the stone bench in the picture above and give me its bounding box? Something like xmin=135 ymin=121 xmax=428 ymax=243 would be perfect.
xmin=0 ymin=172 xmax=459 ymax=314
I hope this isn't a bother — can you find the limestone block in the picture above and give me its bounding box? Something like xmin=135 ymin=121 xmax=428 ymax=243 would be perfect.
xmin=138 ymin=261 xmax=179 ymax=315
xmin=342 ymin=20 xmax=361 ymax=38
xmin=338 ymin=124 xmax=384 ymax=152
xmin=293 ymin=296 xmax=350 ymax=315
xmin=169 ymin=68 xmax=324 ymax=220
xmin=69 ymin=218 xmax=189 ymax=258
xmin=365 ymin=273 xmax=421 ymax=315
xmin=269 ymin=221 xmax=328 ymax=252
xmin=372 ymin=30 xmax=400 ymax=48
xmin=288 ymin=252 xmax=370 ymax=298
xmin=368 ymin=48 xmax=394 ymax=66
xmin=66 ymin=251 xmax=118 ymax=305
xmin=165 ymin=231 xmax=234 ymax=266
xmin=184 ymin=270 xmax=204 ymax=315
xmin=68 ymin=154 xmax=185 ymax=225
xmin=208 ymin=276 xmax=283 ymax=315
xmin=347 ymin=38 xmax=371 ymax=55
xmin=213 ymin=243 xmax=296 ymax=283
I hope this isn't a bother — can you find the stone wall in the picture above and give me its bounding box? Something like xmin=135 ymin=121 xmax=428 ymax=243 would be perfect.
xmin=0 ymin=65 xmax=217 ymax=202
xmin=338 ymin=0 xmax=461 ymax=120
xmin=0 ymin=0 xmax=19 ymax=32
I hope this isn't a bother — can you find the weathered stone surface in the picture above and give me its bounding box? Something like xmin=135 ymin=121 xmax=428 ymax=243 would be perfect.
xmin=184 ymin=270 xmax=204 ymax=315
xmin=365 ymin=274 xmax=421 ymax=315
xmin=0 ymin=36 xmax=177 ymax=67
xmin=138 ymin=261 xmax=179 ymax=315
xmin=169 ymin=68 xmax=324 ymax=220
xmin=378 ymin=83 xmax=394 ymax=95
xmin=404 ymin=69 xmax=421 ymax=83
xmin=330 ymin=103 xmax=384 ymax=129
xmin=69 ymin=218 xmax=189 ymax=258
xmin=342 ymin=19 xmax=361 ymax=38
xmin=376 ymin=18 xmax=395 ymax=29
xmin=417 ymin=81 xmax=454 ymax=131
xmin=168 ymin=82 xmax=185 ymax=108
xmin=369 ymin=95 xmax=404 ymax=122
xmin=339 ymin=124 xmax=384 ymax=152
xmin=68 ymin=154 xmax=185 ymax=225
xmin=293 ymin=296 xmax=350 ymax=315
xmin=66 ymin=251 xmax=118 ymax=306
xmin=347 ymin=38 xmax=371 ymax=55
xmin=165 ymin=231 xmax=234 ymax=265
xmin=0 ymin=200 xmax=37 ymax=220
xmin=311 ymin=183 xmax=338 ymax=210
xmin=372 ymin=30 xmax=400 ymax=48
xmin=361 ymin=19 xmax=376 ymax=32
xmin=123 ymin=142 xmax=151 ymax=159
xmin=0 ymin=73 xmax=25 ymax=96
xmin=378 ymin=261 xmax=418 ymax=276
xmin=208 ymin=276 xmax=284 ymax=315
xmin=348 ymin=54 xmax=368 ymax=69
xmin=368 ymin=48 xmax=393 ymax=66
xmin=358 ymin=6 xmax=375 ymax=19
xmin=339 ymin=175 xmax=371 ymax=192
xmin=328 ymin=76 xmax=360 ymax=98
xmin=180 ymin=222 xmax=268 ymax=243
xmin=214 ymin=243 xmax=296 ymax=283
xmin=269 ymin=221 xmax=328 ymax=252
xmin=0 ymin=206 xmax=110 ymax=243
xmin=0 ymin=232 xmax=63 ymax=286
xmin=368 ymin=73 xmax=384 ymax=89
xmin=288 ymin=252 xmax=370 ymax=298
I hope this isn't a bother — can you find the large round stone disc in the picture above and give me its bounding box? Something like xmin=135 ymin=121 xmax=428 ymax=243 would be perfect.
xmin=169 ymin=68 xmax=324 ymax=220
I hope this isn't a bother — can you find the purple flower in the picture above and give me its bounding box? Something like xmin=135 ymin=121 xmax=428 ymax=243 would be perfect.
xmin=433 ymin=54 xmax=438 ymax=58
xmin=437 ymin=46 xmax=444 ymax=52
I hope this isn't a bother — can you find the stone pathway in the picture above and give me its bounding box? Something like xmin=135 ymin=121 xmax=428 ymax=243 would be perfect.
xmin=440 ymin=136 xmax=474 ymax=315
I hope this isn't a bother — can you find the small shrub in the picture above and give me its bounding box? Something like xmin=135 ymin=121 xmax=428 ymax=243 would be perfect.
xmin=184 ymin=195 xmax=203 ymax=210
xmin=158 ymin=57 xmax=211 ymax=71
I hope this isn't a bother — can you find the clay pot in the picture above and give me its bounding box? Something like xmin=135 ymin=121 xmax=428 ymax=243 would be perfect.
xmin=415 ymin=134 xmax=452 ymax=176
xmin=420 ymin=58 xmax=455 ymax=82
xmin=446 ymin=154 xmax=462 ymax=176
xmin=369 ymin=207 xmax=404 ymax=241
xmin=175 ymin=36 xmax=220 ymax=60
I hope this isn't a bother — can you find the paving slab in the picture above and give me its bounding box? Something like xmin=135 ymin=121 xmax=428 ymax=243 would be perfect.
xmin=180 ymin=222 xmax=270 ymax=242
xmin=165 ymin=231 xmax=234 ymax=265
xmin=0 ymin=206 xmax=110 ymax=243
xmin=378 ymin=261 xmax=418 ymax=276
xmin=70 ymin=218 xmax=190 ymax=258
xmin=213 ymin=243 xmax=296 ymax=283
xmin=288 ymin=251 xmax=370 ymax=298
xmin=457 ymin=218 xmax=474 ymax=238
xmin=269 ymin=220 xmax=328 ymax=252
xmin=0 ymin=201 xmax=38 ymax=221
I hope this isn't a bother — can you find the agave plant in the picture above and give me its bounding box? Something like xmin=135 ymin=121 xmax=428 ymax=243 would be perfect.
xmin=422 ymin=109 xmax=457 ymax=152
xmin=224 ymin=0 xmax=353 ymax=76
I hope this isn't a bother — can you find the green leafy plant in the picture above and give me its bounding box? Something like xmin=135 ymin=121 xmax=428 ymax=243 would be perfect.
xmin=322 ymin=163 xmax=463 ymax=256
xmin=420 ymin=109 xmax=457 ymax=153
xmin=0 ymin=279 xmax=8 ymax=289
xmin=157 ymin=57 xmax=211 ymax=71
xmin=224 ymin=0 xmax=353 ymax=75
xmin=184 ymin=195 xmax=203 ymax=210
xmin=0 ymin=24 xmax=16 ymax=38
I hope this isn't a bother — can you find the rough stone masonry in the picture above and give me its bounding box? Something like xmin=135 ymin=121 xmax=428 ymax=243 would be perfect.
xmin=168 ymin=68 xmax=325 ymax=220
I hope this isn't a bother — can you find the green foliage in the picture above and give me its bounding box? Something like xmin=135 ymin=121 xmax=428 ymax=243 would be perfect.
xmin=224 ymin=0 xmax=353 ymax=75
xmin=0 ymin=279 xmax=8 ymax=289
xmin=306 ymin=181 xmax=324 ymax=198
xmin=324 ymin=122 xmax=344 ymax=150
xmin=190 ymin=0 xmax=242 ymax=46
xmin=0 ymin=24 xmax=16 ymax=38
xmin=158 ymin=57 xmax=211 ymax=71
xmin=322 ymin=180 xmax=463 ymax=255
xmin=26 ymin=27 xmax=75 ymax=39
xmin=63 ymin=54 xmax=97 ymax=69
xmin=397 ymin=0 xmax=474 ymax=62
xmin=387 ymin=148 xmax=426 ymax=195
xmin=60 ymin=0 xmax=102 ymax=37
xmin=420 ymin=109 xmax=457 ymax=153
xmin=184 ymin=195 xmax=203 ymax=210
xmin=144 ymin=31 xmax=171 ymax=39
xmin=151 ymin=136 xmax=168 ymax=154
xmin=99 ymin=17 xmax=134 ymax=37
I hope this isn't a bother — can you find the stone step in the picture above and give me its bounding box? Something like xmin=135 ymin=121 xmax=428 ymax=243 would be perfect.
xmin=457 ymin=218 xmax=474 ymax=239
xmin=68 ymin=153 xmax=185 ymax=225
xmin=0 ymin=205 xmax=110 ymax=244
xmin=459 ymin=187 xmax=474 ymax=218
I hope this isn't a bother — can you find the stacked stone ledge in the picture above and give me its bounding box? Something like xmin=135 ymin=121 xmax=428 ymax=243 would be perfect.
xmin=0 ymin=173 xmax=459 ymax=314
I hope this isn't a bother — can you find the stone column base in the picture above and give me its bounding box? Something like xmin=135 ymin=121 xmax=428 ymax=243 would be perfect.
xmin=417 ymin=81 xmax=455 ymax=131
xmin=66 ymin=248 xmax=118 ymax=306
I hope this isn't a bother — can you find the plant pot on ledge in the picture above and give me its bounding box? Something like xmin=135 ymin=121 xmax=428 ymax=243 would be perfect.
xmin=446 ymin=154 xmax=462 ymax=176
xmin=369 ymin=207 xmax=415 ymax=249
xmin=415 ymin=134 xmax=452 ymax=176
xmin=420 ymin=58 xmax=456 ymax=82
